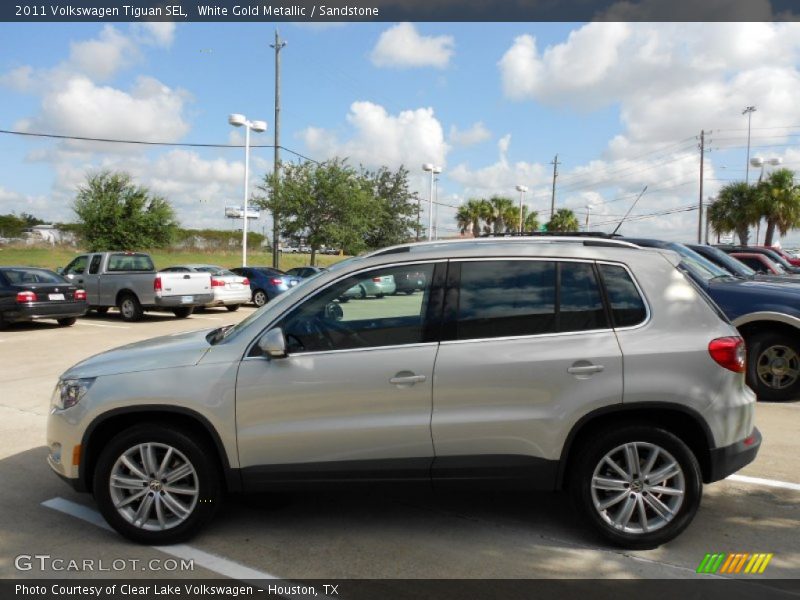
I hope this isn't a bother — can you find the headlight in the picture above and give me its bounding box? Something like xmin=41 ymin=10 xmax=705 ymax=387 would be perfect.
xmin=53 ymin=378 xmax=95 ymax=410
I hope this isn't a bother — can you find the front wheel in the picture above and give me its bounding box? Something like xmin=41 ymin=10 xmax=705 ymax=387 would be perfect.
xmin=172 ymin=307 xmax=193 ymax=319
xmin=226 ymin=304 xmax=240 ymax=312
xmin=746 ymin=331 xmax=800 ymax=402
xmin=92 ymin=424 xmax=221 ymax=544
xmin=570 ymin=426 xmax=702 ymax=549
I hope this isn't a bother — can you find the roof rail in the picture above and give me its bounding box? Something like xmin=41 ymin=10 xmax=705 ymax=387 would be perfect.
xmin=479 ymin=231 xmax=618 ymax=239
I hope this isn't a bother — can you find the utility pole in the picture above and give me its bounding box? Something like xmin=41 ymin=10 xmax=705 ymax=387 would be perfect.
xmin=743 ymin=106 xmax=756 ymax=184
xmin=270 ymin=30 xmax=286 ymax=269
xmin=698 ymin=130 xmax=705 ymax=243
xmin=549 ymin=154 xmax=560 ymax=222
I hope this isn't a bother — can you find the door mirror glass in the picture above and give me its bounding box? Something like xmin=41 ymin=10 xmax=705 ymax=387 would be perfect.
xmin=258 ymin=327 xmax=287 ymax=358
xmin=324 ymin=302 xmax=343 ymax=321
xmin=56 ymin=267 xmax=64 ymax=274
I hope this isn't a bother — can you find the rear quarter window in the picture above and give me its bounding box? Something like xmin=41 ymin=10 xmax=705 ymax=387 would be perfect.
xmin=598 ymin=264 xmax=648 ymax=328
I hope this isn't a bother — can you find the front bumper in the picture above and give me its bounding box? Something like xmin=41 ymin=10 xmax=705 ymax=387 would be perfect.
xmin=47 ymin=404 xmax=87 ymax=491
xmin=707 ymin=427 xmax=762 ymax=483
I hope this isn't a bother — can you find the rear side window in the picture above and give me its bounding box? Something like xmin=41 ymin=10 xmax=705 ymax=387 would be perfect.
xmin=598 ymin=264 xmax=647 ymax=327
xmin=89 ymin=255 xmax=102 ymax=274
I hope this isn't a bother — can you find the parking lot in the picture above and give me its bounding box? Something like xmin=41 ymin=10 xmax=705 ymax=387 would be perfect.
xmin=1 ymin=306 xmax=799 ymax=583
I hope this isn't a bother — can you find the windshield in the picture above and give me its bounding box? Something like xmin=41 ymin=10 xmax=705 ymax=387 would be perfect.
xmin=667 ymin=243 xmax=732 ymax=282
xmin=691 ymin=246 xmax=755 ymax=277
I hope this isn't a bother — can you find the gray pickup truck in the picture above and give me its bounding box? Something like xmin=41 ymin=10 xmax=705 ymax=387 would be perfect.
xmin=59 ymin=252 xmax=213 ymax=322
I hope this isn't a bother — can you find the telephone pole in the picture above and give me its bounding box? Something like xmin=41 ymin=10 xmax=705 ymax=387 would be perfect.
xmin=549 ymin=154 xmax=560 ymax=222
xmin=698 ymin=130 xmax=705 ymax=243
xmin=270 ymin=30 xmax=286 ymax=269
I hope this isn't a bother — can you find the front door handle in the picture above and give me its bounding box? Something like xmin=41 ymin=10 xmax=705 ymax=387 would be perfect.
xmin=567 ymin=364 xmax=604 ymax=375
xmin=390 ymin=373 xmax=427 ymax=385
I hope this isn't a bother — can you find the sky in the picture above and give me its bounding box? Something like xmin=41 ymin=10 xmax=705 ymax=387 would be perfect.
xmin=2 ymin=21 xmax=800 ymax=244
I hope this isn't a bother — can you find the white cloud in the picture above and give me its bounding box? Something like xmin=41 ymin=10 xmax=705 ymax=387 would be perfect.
xmin=370 ymin=23 xmax=454 ymax=69
xmin=0 ymin=66 xmax=35 ymax=93
xmin=133 ymin=22 xmax=176 ymax=47
xmin=68 ymin=25 xmax=139 ymax=80
xmin=300 ymin=101 xmax=449 ymax=170
xmin=449 ymin=122 xmax=491 ymax=147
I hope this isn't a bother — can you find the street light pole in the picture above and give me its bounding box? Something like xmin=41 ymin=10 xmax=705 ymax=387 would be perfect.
xmin=743 ymin=106 xmax=756 ymax=185
xmin=229 ymin=114 xmax=267 ymax=267
xmin=750 ymin=156 xmax=782 ymax=244
xmin=422 ymin=164 xmax=441 ymax=241
xmin=515 ymin=185 xmax=528 ymax=233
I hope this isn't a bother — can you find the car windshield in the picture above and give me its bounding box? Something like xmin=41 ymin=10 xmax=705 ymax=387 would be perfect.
xmin=668 ymin=243 xmax=732 ymax=282
xmin=2 ymin=268 xmax=66 ymax=284
xmin=692 ymin=246 xmax=755 ymax=277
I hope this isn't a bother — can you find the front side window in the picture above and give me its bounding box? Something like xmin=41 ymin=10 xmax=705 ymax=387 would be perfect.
xmin=274 ymin=263 xmax=437 ymax=353
xmin=63 ymin=255 xmax=88 ymax=276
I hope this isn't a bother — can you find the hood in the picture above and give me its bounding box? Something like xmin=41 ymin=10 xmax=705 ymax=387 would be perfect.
xmin=61 ymin=328 xmax=213 ymax=379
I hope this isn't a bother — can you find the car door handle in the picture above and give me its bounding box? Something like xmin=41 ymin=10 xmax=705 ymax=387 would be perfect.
xmin=390 ymin=374 xmax=427 ymax=385
xmin=567 ymin=364 xmax=604 ymax=375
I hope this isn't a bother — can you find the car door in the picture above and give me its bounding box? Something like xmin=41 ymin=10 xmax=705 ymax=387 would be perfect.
xmin=81 ymin=254 xmax=102 ymax=304
xmin=235 ymin=261 xmax=444 ymax=489
xmin=430 ymin=259 xmax=623 ymax=488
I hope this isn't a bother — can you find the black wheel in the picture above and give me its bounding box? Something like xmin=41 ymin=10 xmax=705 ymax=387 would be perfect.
xmin=338 ymin=296 xmax=350 ymax=303
xmin=569 ymin=425 xmax=702 ymax=549
xmin=226 ymin=304 xmax=240 ymax=312
xmin=376 ymin=293 xmax=385 ymax=299
xmin=253 ymin=289 xmax=268 ymax=307
xmin=57 ymin=317 xmax=77 ymax=327
xmin=95 ymin=307 xmax=109 ymax=315
xmin=172 ymin=307 xmax=193 ymax=319
xmin=746 ymin=330 xmax=800 ymax=402
xmin=92 ymin=423 xmax=222 ymax=545
xmin=118 ymin=294 xmax=143 ymax=322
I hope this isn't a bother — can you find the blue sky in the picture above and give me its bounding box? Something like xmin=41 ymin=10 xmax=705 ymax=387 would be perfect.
xmin=2 ymin=21 xmax=800 ymax=243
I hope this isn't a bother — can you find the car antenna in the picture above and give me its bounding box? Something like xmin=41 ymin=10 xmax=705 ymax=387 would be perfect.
xmin=611 ymin=185 xmax=648 ymax=236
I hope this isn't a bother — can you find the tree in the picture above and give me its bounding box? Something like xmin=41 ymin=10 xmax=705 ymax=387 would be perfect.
xmin=758 ymin=169 xmax=800 ymax=246
xmin=360 ymin=165 xmax=419 ymax=249
xmin=0 ymin=212 xmax=44 ymax=238
xmin=257 ymin=159 xmax=373 ymax=265
xmin=708 ymin=182 xmax=761 ymax=245
xmin=523 ymin=209 xmax=540 ymax=233
xmin=73 ymin=171 xmax=179 ymax=251
xmin=546 ymin=208 xmax=580 ymax=232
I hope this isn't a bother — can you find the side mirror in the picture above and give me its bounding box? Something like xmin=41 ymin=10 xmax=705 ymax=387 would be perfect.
xmin=324 ymin=301 xmax=343 ymax=321
xmin=258 ymin=327 xmax=287 ymax=358
xmin=56 ymin=267 xmax=64 ymax=274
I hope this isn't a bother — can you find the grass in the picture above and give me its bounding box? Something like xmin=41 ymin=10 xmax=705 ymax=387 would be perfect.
xmin=0 ymin=245 xmax=348 ymax=271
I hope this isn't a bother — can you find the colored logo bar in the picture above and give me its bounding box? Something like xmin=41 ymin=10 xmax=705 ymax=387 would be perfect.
xmin=697 ymin=553 xmax=773 ymax=574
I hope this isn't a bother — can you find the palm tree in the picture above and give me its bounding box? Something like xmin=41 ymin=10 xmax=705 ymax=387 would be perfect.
xmin=546 ymin=208 xmax=580 ymax=232
xmin=486 ymin=196 xmax=516 ymax=233
xmin=455 ymin=198 xmax=491 ymax=236
xmin=758 ymin=169 xmax=800 ymax=246
xmin=708 ymin=182 xmax=761 ymax=245
xmin=523 ymin=208 xmax=540 ymax=233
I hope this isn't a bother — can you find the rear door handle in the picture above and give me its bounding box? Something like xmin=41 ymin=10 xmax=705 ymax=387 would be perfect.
xmin=390 ymin=374 xmax=427 ymax=385
xmin=567 ymin=365 xmax=604 ymax=375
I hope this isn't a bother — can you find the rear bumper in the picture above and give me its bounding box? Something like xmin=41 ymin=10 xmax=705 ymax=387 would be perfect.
xmin=154 ymin=293 xmax=214 ymax=308
xmin=5 ymin=301 xmax=88 ymax=322
xmin=707 ymin=427 xmax=761 ymax=483
xmin=206 ymin=288 xmax=252 ymax=306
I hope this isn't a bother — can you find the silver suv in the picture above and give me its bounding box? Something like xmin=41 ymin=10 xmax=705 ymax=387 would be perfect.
xmin=47 ymin=238 xmax=760 ymax=548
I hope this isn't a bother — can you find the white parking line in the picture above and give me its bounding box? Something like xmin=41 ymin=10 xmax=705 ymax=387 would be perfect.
xmin=42 ymin=497 xmax=278 ymax=580
xmin=190 ymin=316 xmax=224 ymax=321
xmin=76 ymin=322 xmax=130 ymax=329
xmin=727 ymin=474 xmax=800 ymax=492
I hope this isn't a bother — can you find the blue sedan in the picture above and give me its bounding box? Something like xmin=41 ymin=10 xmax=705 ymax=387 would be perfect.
xmin=230 ymin=267 xmax=302 ymax=307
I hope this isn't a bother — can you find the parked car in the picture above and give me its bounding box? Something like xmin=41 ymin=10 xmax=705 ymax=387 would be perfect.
xmin=394 ymin=270 xmax=427 ymax=294
xmin=231 ymin=267 xmax=302 ymax=307
xmin=629 ymin=238 xmax=800 ymax=402
xmin=59 ymin=252 xmax=212 ymax=322
xmin=755 ymin=245 xmax=800 ymax=267
xmin=341 ymin=274 xmax=396 ymax=299
xmin=284 ymin=266 xmax=326 ymax=279
xmin=48 ymin=237 xmax=759 ymax=549
xmin=688 ymin=244 xmax=800 ymax=285
xmin=281 ymin=247 xmax=301 ymax=254
xmin=0 ymin=266 xmax=88 ymax=328
xmin=729 ymin=252 xmax=790 ymax=276
xmin=160 ymin=265 xmax=251 ymax=312
xmin=715 ymin=245 xmax=800 ymax=274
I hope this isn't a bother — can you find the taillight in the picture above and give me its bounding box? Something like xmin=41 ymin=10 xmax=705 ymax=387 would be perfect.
xmin=211 ymin=278 xmax=226 ymax=287
xmin=242 ymin=278 xmax=250 ymax=286
xmin=269 ymin=278 xmax=283 ymax=285
xmin=372 ymin=277 xmax=382 ymax=282
xmin=16 ymin=291 xmax=37 ymax=303
xmin=154 ymin=276 xmax=162 ymax=292
xmin=709 ymin=336 xmax=746 ymax=373
xmin=74 ymin=289 xmax=87 ymax=301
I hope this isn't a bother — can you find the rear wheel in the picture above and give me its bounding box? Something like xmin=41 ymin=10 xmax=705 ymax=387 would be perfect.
xmin=226 ymin=304 xmax=240 ymax=312
xmin=95 ymin=307 xmax=109 ymax=315
xmin=172 ymin=307 xmax=193 ymax=319
xmin=92 ymin=424 xmax=221 ymax=544
xmin=252 ymin=289 xmax=268 ymax=307
xmin=570 ymin=425 xmax=701 ymax=549
xmin=118 ymin=294 xmax=143 ymax=322
xmin=746 ymin=330 xmax=800 ymax=402
xmin=57 ymin=317 xmax=77 ymax=327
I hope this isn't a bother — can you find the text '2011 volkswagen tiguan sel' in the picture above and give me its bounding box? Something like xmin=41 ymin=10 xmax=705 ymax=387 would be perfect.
xmin=47 ymin=237 xmax=760 ymax=549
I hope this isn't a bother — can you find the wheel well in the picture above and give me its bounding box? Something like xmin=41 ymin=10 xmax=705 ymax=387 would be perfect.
xmin=559 ymin=407 xmax=713 ymax=488
xmin=737 ymin=320 xmax=800 ymax=344
xmin=115 ymin=289 xmax=138 ymax=306
xmin=81 ymin=409 xmax=233 ymax=493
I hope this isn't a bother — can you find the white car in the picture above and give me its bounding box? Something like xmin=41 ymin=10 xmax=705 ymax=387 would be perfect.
xmin=160 ymin=264 xmax=251 ymax=311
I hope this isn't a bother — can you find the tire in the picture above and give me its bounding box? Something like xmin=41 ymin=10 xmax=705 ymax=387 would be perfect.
xmin=226 ymin=304 xmax=240 ymax=312
xmin=338 ymin=296 xmax=349 ymax=303
xmin=252 ymin=289 xmax=268 ymax=307
xmin=92 ymin=423 xmax=222 ymax=545
xmin=118 ymin=294 xmax=143 ymax=322
xmin=376 ymin=293 xmax=385 ymax=299
xmin=746 ymin=330 xmax=800 ymax=402
xmin=57 ymin=317 xmax=77 ymax=327
xmin=172 ymin=307 xmax=193 ymax=319
xmin=95 ymin=307 xmax=109 ymax=315
xmin=569 ymin=425 xmax=702 ymax=549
